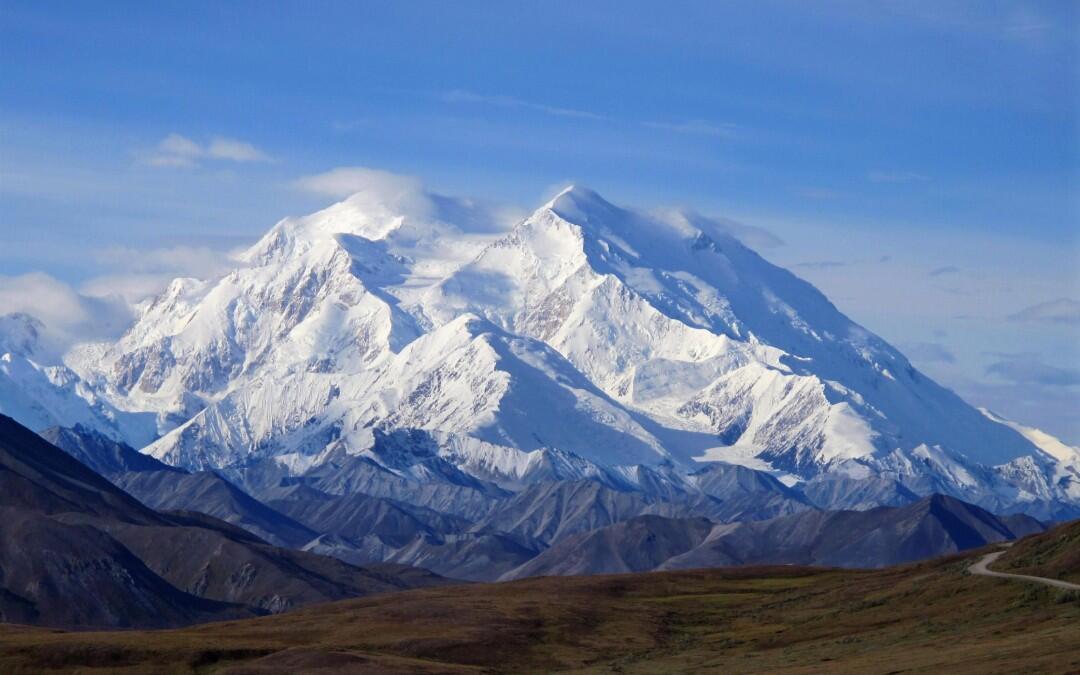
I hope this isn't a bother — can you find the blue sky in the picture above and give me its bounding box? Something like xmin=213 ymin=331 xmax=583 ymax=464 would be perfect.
xmin=1 ymin=1 xmax=1077 ymax=441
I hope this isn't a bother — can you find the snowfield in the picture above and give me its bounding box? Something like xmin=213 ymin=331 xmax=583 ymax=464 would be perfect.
xmin=1 ymin=184 xmax=1077 ymax=519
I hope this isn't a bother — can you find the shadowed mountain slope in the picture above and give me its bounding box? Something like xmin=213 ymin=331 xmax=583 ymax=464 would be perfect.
xmin=0 ymin=415 xmax=443 ymax=628
xmin=42 ymin=425 xmax=317 ymax=548
xmin=0 ymin=546 xmax=1076 ymax=674
xmin=502 ymin=494 xmax=1046 ymax=579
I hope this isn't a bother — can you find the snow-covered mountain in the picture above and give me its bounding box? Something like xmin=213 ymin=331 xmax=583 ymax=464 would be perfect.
xmin=0 ymin=314 xmax=156 ymax=446
xmin=2 ymin=184 xmax=1077 ymax=519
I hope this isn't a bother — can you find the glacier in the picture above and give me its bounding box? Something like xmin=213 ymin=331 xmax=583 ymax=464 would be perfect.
xmin=2 ymin=183 xmax=1077 ymax=520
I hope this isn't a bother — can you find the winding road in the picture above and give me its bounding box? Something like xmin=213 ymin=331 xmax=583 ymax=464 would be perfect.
xmin=969 ymin=549 xmax=1080 ymax=591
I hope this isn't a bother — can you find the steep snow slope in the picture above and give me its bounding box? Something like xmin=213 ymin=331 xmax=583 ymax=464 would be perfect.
xmin=7 ymin=183 xmax=1077 ymax=517
xmin=0 ymin=316 xmax=155 ymax=446
xmin=142 ymin=314 xmax=671 ymax=468
xmin=430 ymin=189 xmax=1043 ymax=473
xmin=78 ymin=189 xmax=504 ymax=428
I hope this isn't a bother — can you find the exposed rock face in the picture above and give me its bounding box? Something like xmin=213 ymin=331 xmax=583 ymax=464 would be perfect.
xmin=502 ymin=495 xmax=1046 ymax=580
xmin=0 ymin=415 xmax=443 ymax=629
xmin=12 ymin=184 xmax=1068 ymax=520
xmin=1 ymin=184 xmax=1078 ymax=595
xmin=42 ymin=424 xmax=317 ymax=548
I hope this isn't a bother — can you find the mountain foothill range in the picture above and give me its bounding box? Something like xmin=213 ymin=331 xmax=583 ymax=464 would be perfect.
xmin=0 ymin=185 xmax=1076 ymax=653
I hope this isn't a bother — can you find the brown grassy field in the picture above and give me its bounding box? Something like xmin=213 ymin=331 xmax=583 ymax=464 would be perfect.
xmin=0 ymin=541 xmax=1077 ymax=674
xmin=996 ymin=519 xmax=1080 ymax=584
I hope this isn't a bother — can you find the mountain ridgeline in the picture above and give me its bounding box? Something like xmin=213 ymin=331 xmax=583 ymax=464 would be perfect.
xmin=1 ymin=185 xmax=1075 ymax=522
xmin=0 ymin=185 xmax=1077 ymax=623
xmin=40 ymin=420 xmax=1047 ymax=588
xmin=0 ymin=415 xmax=443 ymax=628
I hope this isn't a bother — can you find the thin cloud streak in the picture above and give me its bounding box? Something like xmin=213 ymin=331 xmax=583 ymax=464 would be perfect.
xmin=929 ymin=266 xmax=960 ymax=277
xmin=1008 ymin=298 xmax=1080 ymax=325
xmin=985 ymin=353 xmax=1080 ymax=388
xmin=902 ymin=341 xmax=957 ymax=364
xmin=867 ymin=170 xmax=929 ymax=183
xmin=793 ymin=260 xmax=847 ymax=270
xmin=644 ymin=120 xmax=739 ymax=138
xmin=443 ymin=91 xmax=741 ymax=141
xmin=443 ymin=90 xmax=609 ymax=121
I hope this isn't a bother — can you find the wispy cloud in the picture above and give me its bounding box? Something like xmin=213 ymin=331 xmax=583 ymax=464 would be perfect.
xmin=0 ymin=273 xmax=133 ymax=355
xmin=985 ymin=353 xmax=1080 ymax=387
xmin=142 ymin=133 xmax=273 ymax=168
xmin=444 ymin=91 xmax=743 ymax=142
xmin=292 ymin=166 xmax=519 ymax=235
xmin=840 ymin=3 xmax=1062 ymax=49
xmin=80 ymin=244 xmax=241 ymax=303
xmin=331 ymin=118 xmax=375 ymax=133
xmin=655 ymin=209 xmax=784 ymax=250
xmin=292 ymin=166 xmax=427 ymax=201
xmin=867 ymin=170 xmax=929 ymax=183
xmin=793 ymin=260 xmax=847 ymax=270
xmin=901 ymin=341 xmax=957 ymax=364
xmin=442 ymin=90 xmax=608 ymax=121
xmin=644 ymin=119 xmax=738 ymax=138
xmin=795 ymin=187 xmax=845 ymax=200
xmin=206 ymin=137 xmax=270 ymax=162
xmin=93 ymin=244 xmax=238 ymax=277
xmin=1008 ymin=298 xmax=1080 ymax=325
xmin=929 ymin=265 xmax=960 ymax=277
xmin=79 ymin=274 xmax=186 ymax=304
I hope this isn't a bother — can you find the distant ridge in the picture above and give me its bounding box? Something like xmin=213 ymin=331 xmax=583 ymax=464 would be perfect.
xmin=0 ymin=415 xmax=442 ymax=628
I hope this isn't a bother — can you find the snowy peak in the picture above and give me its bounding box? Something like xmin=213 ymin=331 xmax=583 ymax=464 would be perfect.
xmin=9 ymin=180 xmax=1075 ymax=520
xmin=545 ymin=184 xmax=625 ymax=227
xmin=980 ymin=408 xmax=1080 ymax=467
xmin=0 ymin=313 xmax=44 ymax=359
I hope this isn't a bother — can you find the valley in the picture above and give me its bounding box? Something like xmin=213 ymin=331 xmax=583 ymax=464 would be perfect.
xmin=4 ymin=6 xmax=1076 ymax=673
xmin=0 ymin=525 xmax=1077 ymax=673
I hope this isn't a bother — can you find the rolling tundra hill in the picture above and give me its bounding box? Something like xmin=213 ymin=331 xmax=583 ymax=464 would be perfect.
xmin=996 ymin=518 xmax=1080 ymax=584
xmin=0 ymin=533 xmax=1076 ymax=674
xmin=1 ymin=185 xmax=1078 ymax=595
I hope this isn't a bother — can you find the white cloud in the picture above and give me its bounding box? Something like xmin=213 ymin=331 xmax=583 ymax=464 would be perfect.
xmin=80 ymin=273 xmax=178 ymax=304
xmin=142 ymin=133 xmax=272 ymax=168
xmin=1008 ymin=298 xmax=1080 ymax=325
xmin=144 ymin=153 xmax=198 ymax=168
xmin=292 ymin=166 xmax=426 ymax=201
xmin=159 ymin=133 xmax=204 ymax=158
xmin=81 ymin=244 xmax=241 ymax=303
xmin=207 ymin=137 xmax=271 ymax=162
xmin=0 ymin=244 xmax=245 ymax=355
xmin=0 ymin=273 xmax=133 ymax=355
xmin=293 ymin=166 xmax=520 ymax=235
xmin=93 ymin=244 xmax=238 ymax=279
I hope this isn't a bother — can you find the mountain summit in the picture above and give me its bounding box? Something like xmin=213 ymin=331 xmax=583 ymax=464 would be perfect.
xmin=3 ymin=185 xmax=1077 ymax=519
